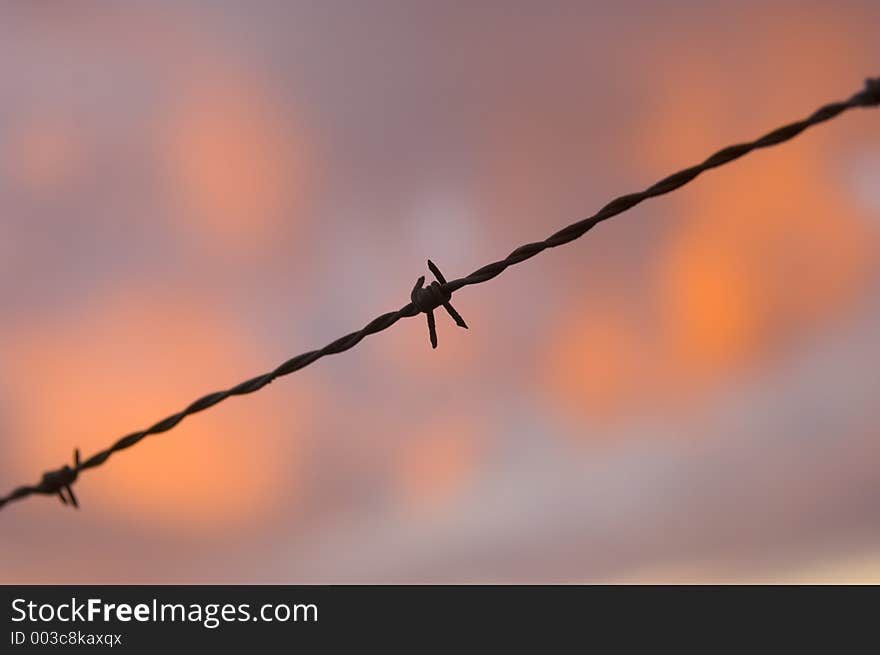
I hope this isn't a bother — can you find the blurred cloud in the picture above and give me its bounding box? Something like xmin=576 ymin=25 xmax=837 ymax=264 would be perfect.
xmin=6 ymin=112 xmax=85 ymax=193
xmin=544 ymin=308 xmax=647 ymax=425
xmin=395 ymin=416 xmax=488 ymax=514
xmin=4 ymin=286 xmax=311 ymax=534
xmin=159 ymin=76 xmax=305 ymax=253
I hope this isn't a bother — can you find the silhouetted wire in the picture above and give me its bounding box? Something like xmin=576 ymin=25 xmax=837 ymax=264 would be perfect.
xmin=1 ymin=78 xmax=878 ymax=511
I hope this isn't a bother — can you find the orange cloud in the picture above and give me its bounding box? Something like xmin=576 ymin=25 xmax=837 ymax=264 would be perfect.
xmin=395 ymin=417 xmax=485 ymax=514
xmin=160 ymin=77 xmax=304 ymax=252
xmin=542 ymin=125 xmax=870 ymax=424
xmin=544 ymin=309 xmax=646 ymax=425
xmin=656 ymin=144 xmax=869 ymax=379
xmin=630 ymin=7 xmax=873 ymax=388
xmin=5 ymin=289 xmax=309 ymax=533
xmin=657 ymin=224 xmax=761 ymax=374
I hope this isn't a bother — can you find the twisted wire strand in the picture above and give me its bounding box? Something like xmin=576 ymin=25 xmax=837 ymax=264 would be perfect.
xmin=2 ymin=78 xmax=877 ymax=511
xmin=440 ymin=78 xmax=880 ymax=295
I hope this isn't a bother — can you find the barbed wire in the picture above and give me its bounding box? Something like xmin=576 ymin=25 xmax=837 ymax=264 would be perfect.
xmin=2 ymin=77 xmax=878 ymax=512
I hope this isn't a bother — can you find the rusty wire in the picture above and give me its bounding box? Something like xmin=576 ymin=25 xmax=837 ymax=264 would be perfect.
xmin=1 ymin=77 xmax=878 ymax=512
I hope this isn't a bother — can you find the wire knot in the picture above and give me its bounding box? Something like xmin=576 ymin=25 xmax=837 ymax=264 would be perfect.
xmin=411 ymin=260 xmax=468 ymax=348
xmin=862 ymin=77 xmax=880 ymax=106
xmin=411 ymin=277 xmax=451 ymax=313
xmin=38 ymin=449 xmax=81 ymax=508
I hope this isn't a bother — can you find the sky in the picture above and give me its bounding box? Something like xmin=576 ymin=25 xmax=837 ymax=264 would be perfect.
xmin=1 ymin=1 xmax=879 ymax=583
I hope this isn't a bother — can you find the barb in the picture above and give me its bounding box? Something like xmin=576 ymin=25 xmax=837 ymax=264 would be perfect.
xmin=411 ymin=259 xmax=469 ymax=348
xmin=1 ymin=78 xmax=877 ymax=511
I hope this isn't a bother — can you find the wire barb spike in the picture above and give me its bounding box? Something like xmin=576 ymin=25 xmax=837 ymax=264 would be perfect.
xmin=411 ymin=260 xmax=468 ymax=348
xmin=39 ymin=448 xmax=81 ymax=509
xmin=860 ymin=77 xmax=880 ymax=106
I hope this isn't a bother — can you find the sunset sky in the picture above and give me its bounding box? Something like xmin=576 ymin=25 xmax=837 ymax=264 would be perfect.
xmin=1 ymin=1 xmax=879 ymax=583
